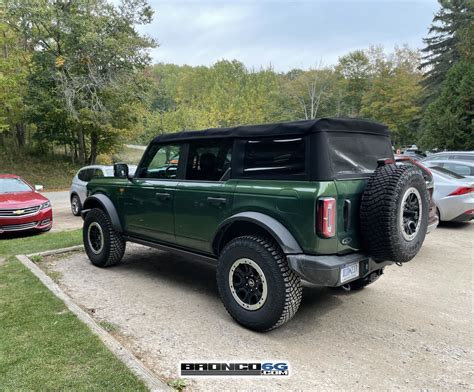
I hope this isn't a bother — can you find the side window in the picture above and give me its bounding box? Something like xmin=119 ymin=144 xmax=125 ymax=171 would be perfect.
xmin=78 ymin=169 xmax=92 ymax=182
xmin=93 ymin=169 xmax=104 ymax=178
xmin=243 ymin=137 xmax=306 ymax=177
xmin=186 ymin=140 xmax=233 ymax=181
xmin=444 ymin=163 xmax=471 ymax=176
xmin=138 ymin=144 xmax=181 ymax=179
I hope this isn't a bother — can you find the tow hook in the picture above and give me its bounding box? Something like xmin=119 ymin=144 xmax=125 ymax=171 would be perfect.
xmin=341 ymin=284 xmax=352 ymax=291
xmin=396 ymin=262 xmax=403 ymax=267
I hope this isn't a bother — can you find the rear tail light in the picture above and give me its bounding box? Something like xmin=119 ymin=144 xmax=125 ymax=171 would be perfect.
xmin=448 ymin=187 xmax=473 ymax=196
xmin=316 ymin=197 xmax=336 ymax=238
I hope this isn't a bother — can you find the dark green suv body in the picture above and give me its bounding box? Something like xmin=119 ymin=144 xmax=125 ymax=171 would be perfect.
xmin=82 ymin=118 xmax=429 ymax=331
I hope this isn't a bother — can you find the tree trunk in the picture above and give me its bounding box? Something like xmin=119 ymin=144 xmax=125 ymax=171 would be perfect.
xmin=88 ymin=131 xmax=98 ymax=165
xmin=15 ymin=122 xmax=26 ymax=147
xmin=77 ymin=129 xmax=85 ymax=164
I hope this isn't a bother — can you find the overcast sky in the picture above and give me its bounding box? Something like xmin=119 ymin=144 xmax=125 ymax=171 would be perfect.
xmin=139 ymin=0 xmax=440 ymax=71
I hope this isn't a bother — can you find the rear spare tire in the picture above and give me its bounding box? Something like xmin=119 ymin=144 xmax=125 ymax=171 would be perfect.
xmin=360 ymin=164 xmax=429 ymax=263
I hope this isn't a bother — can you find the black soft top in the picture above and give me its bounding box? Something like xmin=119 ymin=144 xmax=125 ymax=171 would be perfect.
xmin=151 ymin=117 xmax=390 ymax=143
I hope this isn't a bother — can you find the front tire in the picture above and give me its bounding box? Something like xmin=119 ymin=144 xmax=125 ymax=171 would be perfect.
xmin=71 ymin=195 xmax=82 ymax=216
xmin=83 ymin=208 xmax=125 ymax=267
xmin=216 ymin=236 xmax=302 ymax=331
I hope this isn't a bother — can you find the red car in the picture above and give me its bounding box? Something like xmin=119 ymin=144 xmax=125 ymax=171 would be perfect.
xmin=0 ymin=174 xmax=53 ymax=234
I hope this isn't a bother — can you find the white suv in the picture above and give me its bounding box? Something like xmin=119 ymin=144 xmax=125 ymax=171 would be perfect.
xmin=69 ymin=165 xmax=136 ymax=216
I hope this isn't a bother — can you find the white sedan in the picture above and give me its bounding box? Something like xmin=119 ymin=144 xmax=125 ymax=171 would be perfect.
xmin=430 ymin=166 xmax=474 ymax=222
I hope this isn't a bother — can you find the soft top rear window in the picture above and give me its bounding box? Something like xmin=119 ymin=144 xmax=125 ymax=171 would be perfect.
xmin=327 ymin=132 xmax=393 ymax=177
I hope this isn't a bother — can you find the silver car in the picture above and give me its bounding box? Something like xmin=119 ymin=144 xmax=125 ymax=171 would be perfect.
xmin=69 ymin=165 xmax=136 ymax=216
xmin=422 ymin=151 xmax=474 ymax=162
xmin=430 ymin=167 xmax=474 ymax=222
xmin=423 ymin=159 xmax=474 ymax=180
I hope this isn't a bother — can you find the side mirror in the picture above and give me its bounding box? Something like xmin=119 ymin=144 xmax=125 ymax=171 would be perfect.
xmin=35 ymin=185 xmax=44 ymax=192
xmin=113 ymin=163 xmax=129 ymax=178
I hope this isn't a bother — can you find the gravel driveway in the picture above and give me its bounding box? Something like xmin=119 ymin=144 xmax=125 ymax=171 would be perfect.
xmin=40 ymin=222 xmax=473 ymax=391
xmin=43 ymin=191 xmax=83 ymax=232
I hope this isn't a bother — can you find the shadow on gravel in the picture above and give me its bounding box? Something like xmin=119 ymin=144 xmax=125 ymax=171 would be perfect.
xmin=114 ymin=248 xmax=218 ymax=296
xmin=104 ymin=246 xmax=348 ymax=335
xmin=438 ymin=221 xmax=473 ymax=229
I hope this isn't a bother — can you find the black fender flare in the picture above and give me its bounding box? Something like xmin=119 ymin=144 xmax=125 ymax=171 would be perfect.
xmin=212 ymin=212 xmax=303 ymax=256
xmin=81 ymin=194 xmax=123 ymax=232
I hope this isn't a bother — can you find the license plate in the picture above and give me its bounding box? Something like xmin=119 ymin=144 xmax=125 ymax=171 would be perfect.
xmin=340 ymin=262 xmax=359 ymax=284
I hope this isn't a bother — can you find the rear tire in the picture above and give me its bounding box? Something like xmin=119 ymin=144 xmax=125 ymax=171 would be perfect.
xmin=360 ymin=164 xmax=429 ymax=263
xmin=71 ymin=195 xmax=82 ymax=216
xmin=216 ymin=236 xmax=302 ymax=331
xmin=83 ymin=208 xmax=125 ymax=267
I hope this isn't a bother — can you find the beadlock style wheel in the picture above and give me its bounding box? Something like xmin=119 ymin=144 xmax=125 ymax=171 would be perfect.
xmin=400 ymin=187 xmax=422 ymax=241
xmin=229 ymin=258 xmax=268 ymax=311
xmin=87 ymin=222 xmax=104 ymax=255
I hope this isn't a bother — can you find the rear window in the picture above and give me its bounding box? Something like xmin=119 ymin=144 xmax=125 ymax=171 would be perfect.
xmin=327 ymin=132 xmax=393 ymax=176
xmin=243 ymin=137 xmax=306 ymax=177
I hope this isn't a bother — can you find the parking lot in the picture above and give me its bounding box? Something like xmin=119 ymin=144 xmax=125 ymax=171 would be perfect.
xmin=38 ymin=222 xmax=473 ymax=391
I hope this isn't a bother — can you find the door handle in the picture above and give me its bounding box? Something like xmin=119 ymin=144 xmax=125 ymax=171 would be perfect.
xmin=155 ymin=192 xmax=171 ymax=201
xmin=207 ymin=197 xmax=227 ymax=206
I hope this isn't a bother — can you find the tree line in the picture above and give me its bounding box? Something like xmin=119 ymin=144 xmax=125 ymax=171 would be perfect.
xmin=0 ymin=0 xmax=472 ymax=165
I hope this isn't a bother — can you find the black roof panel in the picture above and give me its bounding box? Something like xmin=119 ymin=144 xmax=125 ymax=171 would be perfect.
xmin=152 ymin=117 xmax=390 ymax=143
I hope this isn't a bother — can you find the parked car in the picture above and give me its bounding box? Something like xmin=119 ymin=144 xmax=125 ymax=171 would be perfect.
xmin=422 ymin=159 xmax=474 ymax=180
xmin=0 ymin=174 xmax=52 ymax=234
xmin=429 ymin=167 xmax=474 ymax=222
xmin=70 ymin=165 xmax=136 ymax=216
xmin=394 ymin=155 xmax=438 ymax=233
xmin=422 ymin=151 xmax=474 ymax=162
xmin=80 ymin=118 xmax=430 ymax=332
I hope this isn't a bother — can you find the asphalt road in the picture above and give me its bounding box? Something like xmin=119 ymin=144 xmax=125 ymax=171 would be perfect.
xmin=39 ymin=222 xmax=473 ymax=391
xmin=43 ymin=191 xmax=83 ymax=232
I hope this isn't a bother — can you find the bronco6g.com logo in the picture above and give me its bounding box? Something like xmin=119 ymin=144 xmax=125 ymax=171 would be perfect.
xmin=180 ymin=361 xmax=289 ymax=376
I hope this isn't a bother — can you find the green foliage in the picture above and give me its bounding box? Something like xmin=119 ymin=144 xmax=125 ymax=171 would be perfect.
xmin=168 ymin=378 xmax=187 ymax=391
xmin=360 ymin=47 xmax=423 ymax=146
xmin=420 ymin=61 xmax=474 ymax=150
xmin=3 ymin=0 xmax=156 ymax=163
xmin=420 ymin=0 xmax=473 ymax=99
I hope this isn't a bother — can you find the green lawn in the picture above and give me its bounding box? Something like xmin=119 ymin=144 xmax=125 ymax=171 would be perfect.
xmin=0 ymin=258 xmax=147 ymax=391
xmin=0 ymin=229 xmax=82 ymax=257
xmin=0 ymin=230 xmax=147 ymax=390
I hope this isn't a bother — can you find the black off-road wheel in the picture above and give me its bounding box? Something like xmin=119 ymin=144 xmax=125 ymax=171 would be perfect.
xmin=71 ymin=194 xmax=82 ymax=216
xmin=360 ymin=164 xmax=429 ymax=263
xmin=83 ymin=208 xmax=126 ymax=267
xmin=216 ymin=236 xmax=302 ymax=332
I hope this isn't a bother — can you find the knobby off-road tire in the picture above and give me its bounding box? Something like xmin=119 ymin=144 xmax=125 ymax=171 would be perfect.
xmin=360 ymin=164 xmax=429 ymax=263
xmin=216 ymin=235 xmax=302 ymax=332
xmin=83 ymin=208 xmax=126 ymax=267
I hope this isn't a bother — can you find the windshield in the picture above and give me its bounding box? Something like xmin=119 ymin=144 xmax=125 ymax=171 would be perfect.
xmin=431 ymin=166 xmax=465 ymax=179
xmin=0 ymin=178 xmax=32 ymax=193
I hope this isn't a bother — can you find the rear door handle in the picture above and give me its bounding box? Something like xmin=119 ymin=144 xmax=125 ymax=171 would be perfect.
xmin=155 ymin=192 xmax=171 ymax=201
xmin=207 ymin=197 xmax=227 ymax=206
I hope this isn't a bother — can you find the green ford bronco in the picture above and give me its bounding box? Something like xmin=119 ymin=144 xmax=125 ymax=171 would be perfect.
xmin=82 ymin=118 xmax=430 ymax=331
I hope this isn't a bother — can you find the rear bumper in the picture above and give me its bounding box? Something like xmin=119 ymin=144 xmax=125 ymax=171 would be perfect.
xmin=287 ymin=252 xmax=392 ymax=287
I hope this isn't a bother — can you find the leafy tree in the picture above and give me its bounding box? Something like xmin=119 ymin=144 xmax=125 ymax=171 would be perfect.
xmin=0 ymin=20 xmax=30 ymax=147
xmin=420 ymin=0 xmax=473 ymax=99
xmin=336 ymin=50 xmax=371 ymax=116
xmin=4 ymin=0 xmax=156 ymax=163
xmin=420 ymin=61 xmax=473 ymax=150
xmin=361 ymin=47 xmax=423 ymax=146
